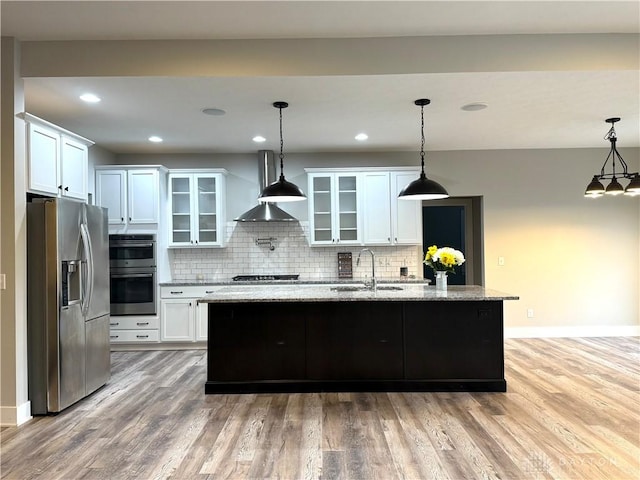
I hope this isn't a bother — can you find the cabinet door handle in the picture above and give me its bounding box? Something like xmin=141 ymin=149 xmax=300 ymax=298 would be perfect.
xmin=121 ymin=217 xmax=124 ymax=222
xmin=195 ymin=240 xmax=198 ymax=244
xmin=110 ymin=335 xmax=119 ymax=339
xmin=395 ymin=237 xmax=398 ymax=242
xmin=205 ymin=290 xmax=214 ymax=294
xmin=58 ymin=185 xmax=63 ymax=190
xmin=136 ymin=335 xmax=149 ymax=339
xmin=64 ymin=186 xmax=69 ymax=192
xmin=136 ymin=322 xmax=149 ymax=326
xmin=379 ymin=339 xmax=389 ymax=343
xmin=128 ymin=217 xmax=132 ymax=221
xmin=388 ymin=237 xmax=391 ymax=242
xmin=170 ymin=291 xmax=183 ymax=294
xmin=110 ymin=322 xmax=119 ymax=326
xmin=276 ymin=340 xmax=286 ymax=346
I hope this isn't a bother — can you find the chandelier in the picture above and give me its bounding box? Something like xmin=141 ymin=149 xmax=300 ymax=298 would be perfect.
xmin=585 ymin=117 xmax=640 ymax=197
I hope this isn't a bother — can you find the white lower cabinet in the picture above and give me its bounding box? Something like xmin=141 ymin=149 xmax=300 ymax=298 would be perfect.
xmin=161 ymin=299 xmax=195 ymax=341
xmin=160 ymin=286 xmax=214 ymax=342
xmin=109 ymin=316 xmax=160 ymax=344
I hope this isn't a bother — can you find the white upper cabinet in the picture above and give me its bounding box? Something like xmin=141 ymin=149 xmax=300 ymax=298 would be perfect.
xmin=167 ymin=170 xmax=227 ymax=247
xmin=361 ymin=169 xmax=423 ymax=246
xmin=95 ymin=170 xmax=126 ymax=224
xmin=362 ymin=172 xmax=392 ymax=244
xmin=128 ymin=170 xmax=159 ymax=224
xmin=24 ymin=114 xmax=92 ymax=201
xmin=60 ymin=137 xmax=89 ymax=200
xmin=390 ymin=171 xmax=422 ymax=244
xmin=95 ymin=167 xmax=163 ymax=229
xmin=307 ymin=171 xmax=361 ymax=246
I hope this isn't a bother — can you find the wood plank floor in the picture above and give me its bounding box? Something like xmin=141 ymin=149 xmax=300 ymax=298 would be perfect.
xmin=1 ymin=337 xmax=638 ymax=479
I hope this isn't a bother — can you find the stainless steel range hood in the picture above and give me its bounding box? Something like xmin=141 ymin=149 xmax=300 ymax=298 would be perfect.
xmin=234 ymin=151 xmax=298 ymax=222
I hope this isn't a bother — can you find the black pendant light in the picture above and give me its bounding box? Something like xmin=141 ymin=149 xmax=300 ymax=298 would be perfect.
xmin=398 ymin=99 xmax=449 ymax=200
xmin=259 ymin=101 xmax=306 ymax=203
xmin=585 ymin=117 xmax=640 ymax=198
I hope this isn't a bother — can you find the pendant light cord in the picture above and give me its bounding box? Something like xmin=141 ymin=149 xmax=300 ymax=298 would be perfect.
xmin=278 ymin=105 xmax=285 ymax=180
xmin=419 ymin=103 xmax=426 ymax=178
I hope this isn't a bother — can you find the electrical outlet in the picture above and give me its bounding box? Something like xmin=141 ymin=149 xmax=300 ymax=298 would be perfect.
xmin=527 ymin=308 xmax=534 ymax=318
xmin=498 ymin=256 xmax=505 ymax=266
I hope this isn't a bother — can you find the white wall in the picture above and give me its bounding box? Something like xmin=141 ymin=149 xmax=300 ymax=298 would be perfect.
xmin=108 ymin=147 xmax=640 ymax=333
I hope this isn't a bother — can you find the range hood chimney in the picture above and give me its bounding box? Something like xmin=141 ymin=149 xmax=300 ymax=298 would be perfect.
xmin=234 ymin=151 xmax=298 ymax=222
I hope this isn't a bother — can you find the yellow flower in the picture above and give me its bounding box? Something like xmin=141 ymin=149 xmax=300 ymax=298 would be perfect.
xmin=439 ymin=251 xmax=456 ymax=267
xmin=425 ymin=245 xmax=438 ymax=261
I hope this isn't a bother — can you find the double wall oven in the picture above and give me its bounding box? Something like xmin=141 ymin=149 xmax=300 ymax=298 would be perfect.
xmin=109 ymin=234 xmax=156 ymax=315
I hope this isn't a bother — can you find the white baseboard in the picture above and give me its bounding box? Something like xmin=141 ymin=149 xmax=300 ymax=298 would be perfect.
xmin=505 ymin=325 xmax=640 ymax=339
xmin=0 ymin=401 xmax=32 ymax=427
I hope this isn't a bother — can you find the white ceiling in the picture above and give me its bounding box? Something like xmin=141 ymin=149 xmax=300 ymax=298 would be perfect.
xmin=2 ymin=1 xmax=639 ymax=154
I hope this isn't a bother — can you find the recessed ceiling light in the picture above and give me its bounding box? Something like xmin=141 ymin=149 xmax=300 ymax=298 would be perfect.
xmin=461 ymin=102 xmax=488 ymax=112
xmin=148 ymin=136 xmax=163 ymax=143
xmin=202 ymin=108 xmax=226 ymax=116
xmin=252 ymin=135 xmax=266 ymax=143
xmin=355 ymin=133 xmax=368 ymax=141
xmin=79 ymin=93 xmax=101 ymax=103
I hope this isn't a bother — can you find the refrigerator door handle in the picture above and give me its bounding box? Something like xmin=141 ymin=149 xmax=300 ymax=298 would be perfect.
xmin=80 ymin=222 xmax=94 ymax=317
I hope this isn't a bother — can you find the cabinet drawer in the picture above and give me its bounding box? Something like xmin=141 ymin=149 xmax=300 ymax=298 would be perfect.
xmin=160 ymin=286 xmax=219 ymax=298
xmin=109 ymin=329 xmax=160 ymax=343
xmin=109 ymin=317 xmax=159 ymax=330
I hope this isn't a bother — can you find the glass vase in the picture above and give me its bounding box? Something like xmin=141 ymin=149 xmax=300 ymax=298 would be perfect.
xmin=435 ymin=271 xmax=448 ymax=291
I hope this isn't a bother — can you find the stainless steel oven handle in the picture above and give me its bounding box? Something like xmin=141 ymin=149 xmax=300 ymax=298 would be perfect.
xmin=110 ymin=273 xmax=154 ymax=278
xmin=111 ymin=242 xmax=155 ymax=248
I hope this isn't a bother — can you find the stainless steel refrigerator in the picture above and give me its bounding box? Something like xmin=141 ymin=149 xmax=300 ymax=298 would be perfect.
xmin=27 ymin=197 xmax=111 ymax=414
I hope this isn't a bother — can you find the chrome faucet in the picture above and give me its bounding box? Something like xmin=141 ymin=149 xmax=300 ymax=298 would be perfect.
xmin=357 ymin=248 xmax=376 ymax=290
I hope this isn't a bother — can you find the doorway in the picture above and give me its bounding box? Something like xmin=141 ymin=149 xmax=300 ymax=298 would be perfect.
xmin=422 ymin=197 xmax=484 ymax=286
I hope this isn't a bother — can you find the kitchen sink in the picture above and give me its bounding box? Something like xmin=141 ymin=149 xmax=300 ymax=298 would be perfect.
xmin=330 ymin=285 xmax=403 ymax=292
xmin=331 ymin=286 xmax=369 ymax=292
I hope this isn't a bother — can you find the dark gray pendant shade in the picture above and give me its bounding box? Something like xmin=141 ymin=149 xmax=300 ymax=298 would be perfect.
xmin=259 ymin=175 xmax=306 ymax=202
xmin=398 ymin=172 xmax=449 ymax=200
xmin=398 ymin=98 xmax=449 ymax=201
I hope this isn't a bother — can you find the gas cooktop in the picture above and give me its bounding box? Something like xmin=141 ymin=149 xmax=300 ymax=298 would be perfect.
xmin=232 ymin=274 xmax=299 ymax=281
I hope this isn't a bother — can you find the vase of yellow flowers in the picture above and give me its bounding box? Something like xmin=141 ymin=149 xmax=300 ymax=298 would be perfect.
xmin=423 ymin=245 xmax=466 ymax=291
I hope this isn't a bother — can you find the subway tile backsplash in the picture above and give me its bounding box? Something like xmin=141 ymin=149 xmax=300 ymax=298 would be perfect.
xmin=169 ymin=222 xmax=423 ymax=281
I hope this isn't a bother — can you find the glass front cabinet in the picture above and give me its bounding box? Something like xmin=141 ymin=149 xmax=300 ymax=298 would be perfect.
xmin=307 ymin=170 xmax=361 ymax=246
xmin=168 ymin=170 xmax=227 ymax=247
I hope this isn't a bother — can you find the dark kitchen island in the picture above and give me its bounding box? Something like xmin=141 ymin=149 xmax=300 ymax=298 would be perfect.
xmin=200 ymin=284 xmax=518 ymax=394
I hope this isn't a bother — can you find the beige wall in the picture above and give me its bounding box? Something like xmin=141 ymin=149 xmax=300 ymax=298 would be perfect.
xmin=1 ymin=37 xmax=29 ymax=426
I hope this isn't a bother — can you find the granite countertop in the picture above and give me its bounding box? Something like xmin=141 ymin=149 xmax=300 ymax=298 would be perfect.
xmin=198 ymin=284 xmax=519 ymax=303
xmin=160 ymin=278 xmax=430 ymax=287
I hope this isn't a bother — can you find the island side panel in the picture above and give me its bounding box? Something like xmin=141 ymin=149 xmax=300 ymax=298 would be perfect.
xmin=306 ymin=302 xmax=404 ymax=380
xmin=208 ymin=303 xmax=306 ymax=382
xmin=404 ymin=301 xmax=505 ymax=383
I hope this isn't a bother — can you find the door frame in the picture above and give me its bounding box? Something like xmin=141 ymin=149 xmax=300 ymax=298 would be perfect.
xmin=422 ymin=196 xmax=484 ymax=286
